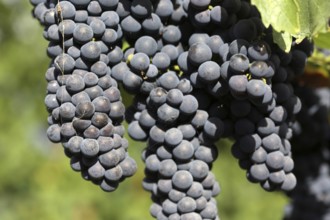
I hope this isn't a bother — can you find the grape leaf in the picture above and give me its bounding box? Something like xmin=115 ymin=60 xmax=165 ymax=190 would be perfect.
xmin=314 ymin=31 xmax=330 ymax=49
xmin=252 ymin=0 xmax=330 ymax=51
xmin=272 ymin=31 xmax=292 ymax=52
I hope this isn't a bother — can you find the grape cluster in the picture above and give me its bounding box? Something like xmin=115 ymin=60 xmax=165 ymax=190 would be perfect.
xmin=30 ymin=0 xmax=137 ymax=192
xmin=30 ymin=0 xmax=315 ymax=219
xmin=225 ymin=41 xmax=306 ymax=191
xmin=140 ymin=89 xmax=222 ymax=219
xmin=284 ymin=86 xmax=330 ymax=220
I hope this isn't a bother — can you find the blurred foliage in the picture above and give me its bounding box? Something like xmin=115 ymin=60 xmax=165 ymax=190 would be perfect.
xmin=0 ymin=1 xmax=288 ymax=220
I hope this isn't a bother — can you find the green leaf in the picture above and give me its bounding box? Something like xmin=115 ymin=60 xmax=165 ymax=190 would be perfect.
xmin=272 ymin=31 xmax=292 ymax=52
xmin=314 ymin=31 xmax=330 ymax=49
xmin=252 ymin=0 xmax=330 ymax=49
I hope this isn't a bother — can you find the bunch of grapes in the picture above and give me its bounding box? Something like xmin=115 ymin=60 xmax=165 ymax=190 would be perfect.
xmin=284 ymin=86 xmax=330 ymax=220
xmin=30 ymin=0 xmax=320 ymax=219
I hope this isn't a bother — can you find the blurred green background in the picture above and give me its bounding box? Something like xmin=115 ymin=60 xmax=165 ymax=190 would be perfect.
xmin=0 ymin=1 xmax=288 ymax=220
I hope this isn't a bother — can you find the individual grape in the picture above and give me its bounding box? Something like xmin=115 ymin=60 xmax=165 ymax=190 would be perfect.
xmin=128 ymin=121 xmax=148 ymax=141
xmin=66 ymin=74 xmax=85 ymax=93
xmin=262 ymin=133 xmax=282 ymax=152
xmin=99 ymin=150 xmax=120 ymax=168
xmin=135 ymin=36 xmax=158 ymax=56
xmin=266 ymin=151 xmax=285 ymax=170
xmin=88 ymin=161 xmax=105 ymax=180
xmin=179 ymin=95 xmax=198 ymax=115
xmin=157 ymin=103 xmax=180 ymax=124
xmin=45 ymin=94 xmax=59 ymax=110
xmin=57 ymin=1 xmax=76 ymax=19
xmin=181 ymin=212 xmax=202 ymax=220
xmin=200 ymin=202 xmax=218 ymax=219
xmin=42 ymin=8 xmax=56 ymax=25
xmin=47 ymin=43 xmax=63 ymax=58
xmin=104 ymin=166 xmax=123 ymax=181
xmin=74 ymin=10 xmax=88 ymax=22
xmin=269 ymin=106 xmax=287 ymax=124
xmin=172 ymin=170 xmax=193 ymax=190
xmin=194 ymin=145 xmax=218 ymax=164
xmin=173 ymin=140 xmax=194 ymax=161
xmin=92 ymin=96 xmax=111 ymax=112
xmin=161 ymin=45 xmax=180 ymax=63
xmin=129 ymin=52 xmax=150 ymax=72
xmin=247 ymin=80 xmax=268 ymax=99
xmin=158 ymin=179 xmax=173 ymax=194
xmin=59 ymin=102 xmax=76 ymax=120
xmin=87 ymin=1 xmax=102 ymax=16
xmin=80 ymin=139 xmax=99 ymax=157
xmin=269 ymin=170 xmax=285 ymax=184
xmin=210 ymin=5 xmax=228 ymax=25
xmin=46 ymin=24 xmax=60 ymax=42
xmin=186 ymin=182 xmax=203 ymax=198
xmin=164 ymin=128 xmax=183 ymax=146
xmin=177 ymin=197 xmax=197 ymax=213
xmin=166 ymin=89 xmax=183 ymax=106
xmin=145 ymin=154 xmax=160 ymax=172
xmin=152 ymin=52 xmax=171 ymax=71
xmin=188 ymin=42 xmax=212 ymax=66
xmin=156 ymin=146 xmax=172 ymax=160
xmin=58 ymin=20 xmax=76 ymax=37
xmin=159 ymin=159 xmax=177 ymax=178
xmin=189 ymin=160 xmax=209 ymax=180
xmin=248 ymin=41 xmax=271 ymax=61
xmin=109 ymin=101 xmax=125 ymax=119
xmin=228 ymin=75 xmax=248 ymax=97
xmin=149 ymin=87 xmax=167 ymax=106
xmin=249 ymin=61 xmax=273 ymax=78
xmin=162 ymin=199 xmax=178 ymax=215
xmin=191 ymin=110 xmax=209 ymax=129
xmin=131 ymin=0 xmax=152 ymax=19
xmin=154 ymin=0 xmax=174 ymax=20
xmin=56 ymin=86 xmax=72 ymax=103
xmin=149 ymin=203 xmax=162 ymax=218
xmin=149 ymin=125 xmax=166 ymax=144
xmin=47 ymin=124 xmax=61 ymax=143
xmin=198 ymin=61 xmax=221 ymax=83
xmin=121 ymin=15 xmax=142 ymax=37
xmin=168 ymin=189 xmax=186 ymax=203
xmin=73 ymin=23 xmax=94 ymax=44
xmin=142 ymin=13 xmax=162 ymax=34
xmin=280 ymin=173 xmax=296 ymax=191
xmin=229 ymin=55 xmax=249 ymax=76
xmin=157 ymin=72 xmax=180 ymax=90
xmin=67 ymin=46 xmax=80 ymax=59
xmin=54 ymin=54 xmax=75 ymax=73
xmin=257 ymin=117 xmax=276 ymax=137
xmin=192 ymin=9 xmax=211 ymax=26
xmin=162 ymin=25 xmax=182 ymax=44
xmin=89 ymin=18 xmax=106 ymax=37
xmin=83 ymin=125 xmax=100 ymax=139
xmin=249 ymin=163 xmax=269 ymax=182
xmin=81 ymin=41 xmax=102 ymax=61
xmin=203 ymin=117 xmax=224 ymax=140
xmin=178 ymin=124 xmax=196 ymax=140
xmin=119 ymin=156 xmax=137 ymax=177
xmin=171 ymin=3 xmax=186 ymax=23
xmin=251 ymin=147 xmax=267 ymax=163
